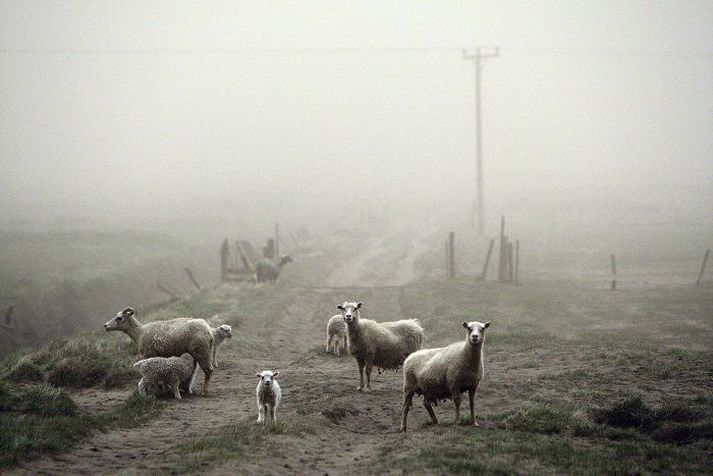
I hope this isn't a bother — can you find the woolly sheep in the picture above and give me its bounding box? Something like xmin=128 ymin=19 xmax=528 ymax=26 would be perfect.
xmin=104 ymin=307 xmax=214 ymax=394
xmin=133 ymin=353 xmax=195 ymax=399
xmin=400 ymin=320 xmax=491 ymax=432
xmin=338 ymin=301 xmax=424 ymax=392
xmin=325 ymin=314 xmax=347 ymax=356
xmin=255 ymin=370 xmax=281 ymax=424
xmin=211 ymin=324 xmax=232 ymax=368
xmin=256 ymin=255 xmax=293 ymax=284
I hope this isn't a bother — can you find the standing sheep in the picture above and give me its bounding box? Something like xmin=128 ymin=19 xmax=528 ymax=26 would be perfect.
xmin=338 ymin=301 xmax=424 ymax=392
xmin=256 ymin=255 xmax=293 ymax=284
xmin=133 ymin=353 xmax=195 ymax=399
xmin=325 ymin=314 xmax=347 ymax=356
xmin=211 ymin=324 xmax=232 ymax=368
xmin=255 ymin=370 xmax=281 ymax=424
xmin=104 ymin=307 xmax=214 ymax=394
xmin=400 ymin=320 xmax=491 ymax=432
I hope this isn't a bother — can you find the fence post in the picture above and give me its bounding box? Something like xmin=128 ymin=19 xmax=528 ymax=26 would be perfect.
xmin=498 ymin=216 xmax=506 ymax=282
xmin=696 ymin=249 xmax=710 ymax=287
xmin=275 ymin=222 xmax=280 ymax=262
xmin=507 ymin=241 xmax=514 ymax=283
xmin=610 ymin=254 xmax=617 ymax=291
xmin=184 ymin=268 xmax=202 ymax=291
xmin=445 ymin=240 xmax=450 ymax=279
xmin=448 ymin=232 xmax=456 ymax=279
xmin=514 ymin=240 xmax=520 ymax=285
xmin=480 ymin=239 xmax=495 ymax=280
xmin=220 ymin=239 xmax=229 ymax=281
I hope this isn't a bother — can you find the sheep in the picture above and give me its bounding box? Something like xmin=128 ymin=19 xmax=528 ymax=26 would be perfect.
xmin=133 ymin=353 xmax=195 ymax=399
xmin=104 ymin=306 xmax=214 ymax=394
xmin=325 ymin=314 xmax=347 ymax=356
xmin=256 ymin=255 xmax=292 ymax=284
xmin=255 ymin=370 xmax=281 ymax=424
xmin=211 ymin=324 xmax=232 ymax=368
xmin=338 ymin=301 xmax=424 ymax=392
xmin=400 ymin=320 xmax=491 ymax=432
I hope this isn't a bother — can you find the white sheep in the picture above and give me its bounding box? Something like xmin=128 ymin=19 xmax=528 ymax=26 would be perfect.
xmin=255 ymin=370 xmax=281 ymax=424
xmin=325 ymin=314 xmax=347 ymax=356
xmin=338 ymin=301 xmax=424 ymax=392
xmin=104 ymin=307 xmax=214 ymax=394
xmin=400 ymin=320 xmax=491 ymax=432
xmin=133 ymin=353 xmax=196 ymax=399
xmin=211 ymin=324 xmax=232 ymax=368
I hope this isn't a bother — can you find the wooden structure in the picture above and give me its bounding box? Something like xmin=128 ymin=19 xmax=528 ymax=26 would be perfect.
xmin=221 ymin=238 xmax=264 ymax=282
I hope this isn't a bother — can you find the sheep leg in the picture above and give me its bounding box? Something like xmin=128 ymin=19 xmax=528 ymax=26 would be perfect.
xmin=171 ymin=377 xmax=182 ymax=400
xmin=257 ymin=403 xmax=265 ymax=423
xmin=400 ymin=389 xmax=415 ymax=432
xmin=194 ymin=353 xmax=213 ymax=395
xmin=357 ymin=359 xmax=365 ymax=391
xmin=137 ymin=378 xmax=146 ymax=396
xmin=269 ymin=404 xmax=276 ymax=424
xmin=212 ymin=346 xmax=218 ymax=368
xmin=343 ymin=335 xmax=348 ymax=354
xmin=424 ymin=401 xmax=439 ymax=424
xmin=364 ymin=363 xmax=373 ymax=392
xmin=326 ymin=334 xmax=332 ymax=353
xmin=452 ymin=393 xmax=461 ymax=424
xmin=468 ymin=389 xmax=478 ymax=426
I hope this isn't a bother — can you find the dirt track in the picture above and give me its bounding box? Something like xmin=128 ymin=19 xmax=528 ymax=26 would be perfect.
xmin=14 ymin=235 xmax=440 ymax=475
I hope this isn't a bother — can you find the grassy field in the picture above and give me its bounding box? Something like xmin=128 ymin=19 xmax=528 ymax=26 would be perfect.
xmin=0 ymin=229 xmax=711 ymax=474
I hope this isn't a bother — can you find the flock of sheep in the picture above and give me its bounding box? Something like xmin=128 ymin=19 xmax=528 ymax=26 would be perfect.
xmin=104 ymin=301 xmax=491 ymax=432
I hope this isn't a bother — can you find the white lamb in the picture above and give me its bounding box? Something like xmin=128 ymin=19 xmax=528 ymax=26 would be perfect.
xmin=211 ymin=324 xmax=232 ymax=367
xmin=104 ymin=307 xmax=214 ymax=394
xmin=255 ymin=370 xmax=281 ymax=424
xmin=400 ymin=320 xmax=491 ymax=432
xmin=325 ymin=314 xmax=347 ymax=356
xmin=338 ymin=301 xmax=424 ymax=392
xmin=133 ymin=353 xmax=196 ymax=399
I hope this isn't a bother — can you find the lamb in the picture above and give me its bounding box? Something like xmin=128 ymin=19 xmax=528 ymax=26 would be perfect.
xmin=255 ymin=370 xmax=281 ymax=424
xmin=211 ymin=324 xmax=232 ymax=368
xmin=104 ymin=306 xmax=214 ymax=394
xmin=256 ymin=255 xmax=293 ymax=284
xmin=325 ymin=314 xmax=347 ymax=356
xmin=133 ymin=353 xmax=195 ymax=399
xmin=338 ymin=301 xmax=424 ymax=392
xmin=400 ymin=320 xmax=491 ymax=432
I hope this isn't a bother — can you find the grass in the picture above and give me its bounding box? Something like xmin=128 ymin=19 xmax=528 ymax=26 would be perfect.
xmin=0 ymin=385 xmax=163 ymax=468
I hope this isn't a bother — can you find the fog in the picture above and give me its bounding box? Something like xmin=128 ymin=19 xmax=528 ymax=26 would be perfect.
xmin=1 ymin=1 xmax=712 ymax=238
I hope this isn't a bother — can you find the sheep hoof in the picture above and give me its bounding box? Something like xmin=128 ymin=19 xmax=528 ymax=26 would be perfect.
xmin=473 ymin=421 xmax=479 ymax=427
xmin=356 ymin=386 xmax=363 ymax=391
xmin=363 ymin=387 xmax=371 ymax=393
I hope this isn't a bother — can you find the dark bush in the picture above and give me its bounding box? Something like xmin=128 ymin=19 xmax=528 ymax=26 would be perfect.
xmin=47 ymin=358 xmax=105 ymax=388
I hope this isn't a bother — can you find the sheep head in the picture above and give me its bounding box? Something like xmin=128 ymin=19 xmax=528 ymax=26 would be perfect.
xmin=462 ymin=320 xmax=490 ymax=345
xmin=104 ymin=307 xmax=138 ymax=332
xmin=337 ymin=301 xmax=362 ymax=324
xmin=217 ymin=324 xmax=232 ymax=339
xmin=256 ymin=370 xmax=279 ymax=386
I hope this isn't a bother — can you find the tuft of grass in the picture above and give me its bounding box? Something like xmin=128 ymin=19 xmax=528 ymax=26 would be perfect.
xmin=0 ymin=389 xmax=164 ymax=469
xmin=6 ymin=357 xmax=44 ymax=383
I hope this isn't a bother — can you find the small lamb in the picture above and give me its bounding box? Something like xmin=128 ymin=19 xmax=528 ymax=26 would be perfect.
xmin=133 ymin=353 xmax=196 ymax=399
xmin=400 ymin=320 xmax=491 ymax=432
xmin=326 ymin=314 xmax=347 ymax=356
xmin=211 ymin=324 xmax=232 ymax=367
xmin=255 ymin=370 xmax=281 ymax=424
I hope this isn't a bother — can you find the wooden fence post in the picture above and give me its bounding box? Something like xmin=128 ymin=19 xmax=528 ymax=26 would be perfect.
xmin=275 ymin=222 xmax=280 ymax=261
xmin=514 ymin=240 xmax=520 ymax=285
xmin=220 ymin=239 xmax=229 ymax=281
xmin=157 ymin=283 xmax=178 ymax=299
xmin=184 ymin=268 xmax=201 ymax=292
xmin=696 ymin=249 xmax=710 ymax=287
xmin=480 ymin=239 xmax=495 ymax=280
xmin=449 ymin=232 xmax=455 ymax=279
xmin=498 ymin=216 xmax=506 ymax=282
xmin=507 ymin=241 xmax=514 ymax=283
xmin=445 ymin=240 xmax=450 ymax=279
xmin=610 ymin=254 xmax=617 ymax=291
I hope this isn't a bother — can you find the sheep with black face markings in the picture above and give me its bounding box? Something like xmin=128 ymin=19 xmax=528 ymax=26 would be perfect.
xmin=400 ymin=320 xmax=491 ymax=432
xmin=338 ymin=301 xmax=424 ymax=392
xmin=104 ymin=307 xmax=214 ymax=394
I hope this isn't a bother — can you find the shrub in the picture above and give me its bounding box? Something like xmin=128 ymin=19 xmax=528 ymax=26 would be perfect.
xmin=15 ymin=384 xmax=77 ymax=416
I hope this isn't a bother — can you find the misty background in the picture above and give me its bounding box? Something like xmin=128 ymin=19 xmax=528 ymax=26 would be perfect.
xmin=1 ymin=1 xmax=711 ymax=243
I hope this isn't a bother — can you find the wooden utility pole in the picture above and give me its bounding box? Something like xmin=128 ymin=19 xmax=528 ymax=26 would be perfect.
xmin=463 ymin=47 xmax=499 ymax=236
xmin=696 ymin=249 xmax=710 ymax=287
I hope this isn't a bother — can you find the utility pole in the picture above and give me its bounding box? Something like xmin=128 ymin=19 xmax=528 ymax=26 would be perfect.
xmin=463 ymin=47 xmax=499 ymax=236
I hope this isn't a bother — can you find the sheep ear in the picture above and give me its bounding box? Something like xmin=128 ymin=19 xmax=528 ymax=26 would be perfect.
xmin=337 ymin=305 xmax=344 ymax=310
xmin=356 ymin=302 xmax=363 ymax=309
xmin=256 ymin=373 xmax=261 ymax=377
xmin=272 ymin=371 xmax=279 ymax=377
xmin=483 ymin=321 xmax=491 ymax=329
xmin=123 ymin=307 xmax=135 ymax=317
xmin=462 ymin=321 xmax=470 ymax=329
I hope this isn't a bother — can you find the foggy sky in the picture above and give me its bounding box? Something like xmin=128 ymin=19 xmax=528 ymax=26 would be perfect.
xmin=1 ymin=1 xmax=712 ymax=232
